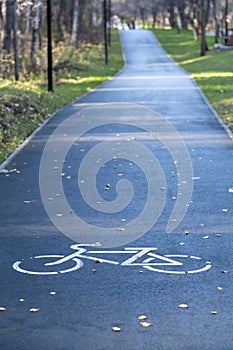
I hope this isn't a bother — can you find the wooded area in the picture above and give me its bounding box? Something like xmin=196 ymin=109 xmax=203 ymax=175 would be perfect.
xmin=0 ymin=0 xmax=111 ymax=82
xmin=0 ymin=0 xmax=232 ymax=81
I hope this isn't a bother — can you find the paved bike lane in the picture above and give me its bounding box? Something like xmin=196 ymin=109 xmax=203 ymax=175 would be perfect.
xmin=1 ymin=30 xmax=233 ymax=349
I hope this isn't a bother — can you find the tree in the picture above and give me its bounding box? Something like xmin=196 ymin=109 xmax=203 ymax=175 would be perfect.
xmin=200 ymin=0 xmax=210 ymax=55
xmin=70 ymin=0 xmax=79 ymax=45
xmin=167 ymin=0 xmax=177 ymax=28
xmin=212 ymin=0 xmax=220 ymax=44
xmin=1 ymin=0 xmax=14 ymax=53
xmin=31 ymin=0 xmax=42 ymax=66
xmin=177 ymin=0 xmax=188 ymax=29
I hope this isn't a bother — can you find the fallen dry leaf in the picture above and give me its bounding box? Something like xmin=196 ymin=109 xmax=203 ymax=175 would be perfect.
xmin=116 ymin=227 xmax=126 ymax=232
xmin=211 ymin=311 xmax=218 ymax=315
xmin=29 ymin=308 xmax=40 ymax=313
xmin=138 ymin=315 xmax=147 ymax=321
xmin=140 ymin=322 xmax=151 ymax=327
xmin=112 ymin=327 xmax=121 ymax=332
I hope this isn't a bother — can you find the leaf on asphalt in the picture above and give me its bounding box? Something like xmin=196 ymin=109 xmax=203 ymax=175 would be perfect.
xmin=29 ymin=308 xmax=40 ymax=313
xmin=179 ymin=304 xmax=189 ymax=309
xmin=0 ymin=307 xmax=6 ymax=312
xmin=116 ymin=227 xmax=125 ymax=232
xmin=211 ymin=311 xmax=218 ymax=315
xmin=112 ymin=327 xmax=121 ymax=332
xmin=140 ymin=321 xmax=152 ymax=327
xmin=138 ymin=315 xmax=147 ymax=320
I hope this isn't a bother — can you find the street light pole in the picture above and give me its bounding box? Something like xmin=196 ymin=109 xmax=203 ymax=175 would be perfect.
xmin=13 ymin=0 xmax=19 ymax=81
xmin=225 ymin=0 xmax=228 ymax=44
xmin=47 ymin=0 xmax=53 ymax=91
xmin=108 ymin=0 xmax=111 ymax=47
xmin=103 ymin=0 xmax=108 ymax=64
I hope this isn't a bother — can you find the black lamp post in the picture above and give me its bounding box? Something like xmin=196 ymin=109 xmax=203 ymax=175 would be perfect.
xmin=47 ymin=0 xmax=53 ymax=91
xmin=103 ymin=0 xmax=108 ymax=64
xmin=225 ymin=0 xmax=229 ymax=44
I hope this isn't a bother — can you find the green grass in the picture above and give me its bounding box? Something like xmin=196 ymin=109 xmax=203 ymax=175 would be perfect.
xmin=0 ymin=30 xmax=123 ymax=164
xmin=152 ymin=28 xmax=233 ymax=131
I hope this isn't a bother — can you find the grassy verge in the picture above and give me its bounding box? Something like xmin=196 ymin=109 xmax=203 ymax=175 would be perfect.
xmin=152 ymin=28 xmax=233 ymax=131
xmin=0 ymin=30 xmax=124 ymax=164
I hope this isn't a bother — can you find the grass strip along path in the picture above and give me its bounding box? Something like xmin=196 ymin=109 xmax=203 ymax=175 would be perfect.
xmin=0 ymin=30 xmax=123 ymax=164
xmin=152 ymin=28 xmax=233 ymax=132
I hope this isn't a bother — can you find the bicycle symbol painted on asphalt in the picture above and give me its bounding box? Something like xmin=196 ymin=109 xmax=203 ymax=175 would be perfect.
xmin=12 ymin=244 xmax=212 ymax=275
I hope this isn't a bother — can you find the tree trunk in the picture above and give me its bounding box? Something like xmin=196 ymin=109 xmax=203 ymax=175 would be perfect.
xmin=56 ymin=0 xmax=66 ymax=42
xmin=168 ymin=1 xmax=177 ymax=29
xmin=70 ymin=0 xmax=79 ymax=45
xmin=178 ymin=4 xmax=187 ymax=29
xmin=1 ymin=0 xmax=14 ymax=53
xmin=31 ymin=0 xmax=42 ymax=66
xmin=25 ymin=0 xmax=31 ymax=33
xmin=200 ymin=0 xmax=206 ymax=55
xmin=212 ymin=0 xmax=219 ymax=44
xmin=152 ymin=11 xmax=157 ymax=28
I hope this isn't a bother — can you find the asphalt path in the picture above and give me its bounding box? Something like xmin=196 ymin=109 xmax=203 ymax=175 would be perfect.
xmin=1 ymin=30 xmax=233 ymax=349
